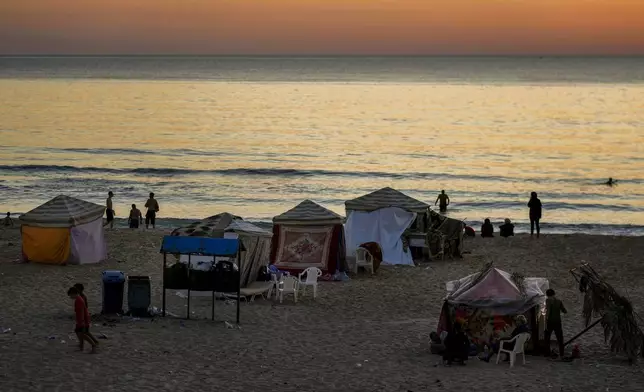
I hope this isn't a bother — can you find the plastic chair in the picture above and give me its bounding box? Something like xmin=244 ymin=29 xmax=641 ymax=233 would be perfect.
xmin=298 ymin=267 xmax=322 ymax=299
xmin=354 ymin=247 xmax=374 ymax=274
xmin=266 ymin=273 xmax=279 ymax=299
xmin=496 ymin=333 xmax=531 ymax=367
xmin=278 ymin=276 xmax=299 ymax=303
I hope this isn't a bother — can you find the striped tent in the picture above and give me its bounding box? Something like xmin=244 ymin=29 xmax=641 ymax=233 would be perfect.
xmin=271 ymin=200 xmax=346 ymax=273
xmin=345 ymin=187 xmax=429 ymax=213
xmin=273 ymin=199 xmax=343 ymax=226
xmin=20 ymin=195 xmax=107 ymax=265
xmin=171 ymin=213 xmax=272 ymax=288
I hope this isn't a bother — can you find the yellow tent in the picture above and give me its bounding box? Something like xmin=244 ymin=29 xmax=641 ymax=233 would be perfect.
xmin=20 ymin=195 xmax=107 ymax=265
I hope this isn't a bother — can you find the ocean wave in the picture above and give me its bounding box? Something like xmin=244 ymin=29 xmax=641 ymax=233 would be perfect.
xmin=3 ymin=163 xmax=641 ymax=185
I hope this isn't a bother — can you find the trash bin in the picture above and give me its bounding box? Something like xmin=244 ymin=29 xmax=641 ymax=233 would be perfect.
xmin=128 ymin=276 xmax=151 ymax=317
xmin=102 ymin=270 xmax=125 ymax=314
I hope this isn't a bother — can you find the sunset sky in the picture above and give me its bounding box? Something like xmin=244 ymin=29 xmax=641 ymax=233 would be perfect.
xmin=1 ymin=0 xmax=643 ymax=55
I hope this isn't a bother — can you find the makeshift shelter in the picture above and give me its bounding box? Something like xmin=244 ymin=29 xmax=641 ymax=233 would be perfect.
xmin=426 ymin=209 xmax=465 ymax=258
xmin=171 ymin=213 xmax=272 ymax=288
xmin=437 ymin=265 xmax=549 ymax=349
xmin=344 ymin=187 xmax=429 ymax=266
xmin=20 ymin=195 xmax=107 ymax=265
xmin=270 ymin=200 xmax=346 ymax=274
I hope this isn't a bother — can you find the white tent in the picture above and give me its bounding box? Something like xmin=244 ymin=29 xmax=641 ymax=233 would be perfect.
xmin=20 ymin=195 xmax=107 ymax=265
xmin=344 ymin=188 xmax=429 ymax=266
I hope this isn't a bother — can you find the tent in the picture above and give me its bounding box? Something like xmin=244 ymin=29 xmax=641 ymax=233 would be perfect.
xmin=270 ymin=200 xmax=346 ymax=274
xmin=437 ymin=265 xmax=549 ymax=348
xmin=20 ymin=195 xmax=107 ymax=265
xmin=344 ymin=187 xmax=429 ymax=266
xmin=427 ymin=209 xmax=465 ymax=258
xmin=171 ymin=213 xmax=272 ymax=288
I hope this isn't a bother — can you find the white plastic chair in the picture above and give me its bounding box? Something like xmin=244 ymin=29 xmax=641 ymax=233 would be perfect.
xmin=298 ymin=267 xmax=322 ymax=299
xmin=278 ymin=276 xmax=299 ymax=303
xmin=496 ymin=333 xmax=531 ymax=367
xmin=354 ymin=247 xmax=374 ymax=274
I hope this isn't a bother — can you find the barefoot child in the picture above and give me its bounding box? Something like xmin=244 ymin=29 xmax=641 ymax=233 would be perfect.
xmin=67 ymin=286 xmax=97 ymax=353
xmin=74 ymin=283 xmax=99 ymax=346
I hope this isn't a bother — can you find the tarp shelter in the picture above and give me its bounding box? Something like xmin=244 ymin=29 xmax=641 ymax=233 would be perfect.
xmin=171 ymin=212 xmax=272 ymax=288
xmin=437 ymin=266 xmax=549 ymax=348
xmin=270 ymin=200 xmax=347 ymax=274
xmin=427 ymin=209 xmax=465 ymax=257
xmin=160 ymin=236 xmax=242 ymax=323
xmin=344 ymin=187 xmax=429 ymax=266
xmin=20 ymin=195 xmax=107 ymax=265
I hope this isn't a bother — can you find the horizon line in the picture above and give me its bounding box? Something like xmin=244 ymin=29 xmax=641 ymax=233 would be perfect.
xmin=2 ymin=54 xmax=644 ymax=58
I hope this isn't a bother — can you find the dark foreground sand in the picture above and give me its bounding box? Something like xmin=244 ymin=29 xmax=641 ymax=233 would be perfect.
xmin=1 ymin=228 xmax=643 ymax=392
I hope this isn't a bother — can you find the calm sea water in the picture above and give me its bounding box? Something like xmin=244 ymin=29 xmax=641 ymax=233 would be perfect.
xmin=1 ymin=56 xmax=643 ymax=235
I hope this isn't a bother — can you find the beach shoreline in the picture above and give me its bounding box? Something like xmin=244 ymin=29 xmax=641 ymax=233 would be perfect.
xmin=1 ymin=228 xmax=644 ymax=391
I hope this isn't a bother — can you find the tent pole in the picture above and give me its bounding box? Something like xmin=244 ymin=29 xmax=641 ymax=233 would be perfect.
xmin=187 ymin=254 xmax=191 ymax=320
xmin=212 ymin=255 xmax=215 ymax=321
xmin=236 ymin=245 xmax=241 ymax=325
xmin=162 ymin=253 xmax=167 ymax=317
xmin=564 ymin=318 xmax=602 ymax=347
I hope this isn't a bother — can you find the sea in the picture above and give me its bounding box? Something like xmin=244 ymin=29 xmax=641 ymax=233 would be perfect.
xmin=1 ymin=56 xmax=643 ymax=235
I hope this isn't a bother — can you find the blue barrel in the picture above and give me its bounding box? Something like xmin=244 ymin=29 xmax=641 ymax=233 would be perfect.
xmin=102 ymin=270 xmax=125 ymax=314
xmin=127 ymin=276 xmax=151 ymax=317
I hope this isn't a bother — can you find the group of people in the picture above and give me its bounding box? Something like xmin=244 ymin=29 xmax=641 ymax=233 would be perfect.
xmin=459 ymin=192 xmax=543 ymax=238
xmin=439 ymin=288 xmax=568 ymax=365
xmin=104 ymin=191 xmax=160 ymax=229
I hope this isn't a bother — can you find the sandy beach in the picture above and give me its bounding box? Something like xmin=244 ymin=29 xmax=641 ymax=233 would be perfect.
xmin=1 ymin=228 xmax=643 ymax=392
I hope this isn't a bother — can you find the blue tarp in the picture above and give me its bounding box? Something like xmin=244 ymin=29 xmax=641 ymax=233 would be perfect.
xmin=160 ymin=236 xmax=240 ymax=256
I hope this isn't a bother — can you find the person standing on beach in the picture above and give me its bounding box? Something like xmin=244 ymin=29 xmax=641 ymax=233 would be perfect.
xmin=128 ymin=204 xmax=143 ymax=229
xmin=544 ymin=289 xmax=567 ymax=359
xmin=104 ymin=191 xmax=115 ymax=229
xmin=144 ymin=193 xmax=159 ymax=229
xmin=528 ymin=192 xmax=542 ymax=237
xmin=435 ymin=190 xmax=450 ymax=212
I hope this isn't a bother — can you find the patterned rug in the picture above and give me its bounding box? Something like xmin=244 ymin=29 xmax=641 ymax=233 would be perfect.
xmin=272 ymin=225 xmax=335 ymax=272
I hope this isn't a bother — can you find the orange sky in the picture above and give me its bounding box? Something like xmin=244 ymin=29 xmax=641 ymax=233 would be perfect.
xmin=1 ymin=0 xmax=643 ymax=55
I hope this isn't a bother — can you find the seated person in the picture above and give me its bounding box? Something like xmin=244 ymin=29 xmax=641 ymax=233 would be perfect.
xmin=480 ymin=218 xmax=494 ymax=238
xmin=2 ymin=212 xmax=14 ymax=227
xmin=499 ymin=218 xmax=515 ymax=238
xmin=464 ymin=225 xmax=476 ymax=237
xmin=443 ymin=322 xmax=470 ymax=366
xmin=496 ymin=315 xmax=531 ymax=361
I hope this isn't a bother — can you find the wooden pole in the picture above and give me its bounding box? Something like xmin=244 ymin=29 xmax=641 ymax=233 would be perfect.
xmin=564 ymin=318 xmax=602 ymax=347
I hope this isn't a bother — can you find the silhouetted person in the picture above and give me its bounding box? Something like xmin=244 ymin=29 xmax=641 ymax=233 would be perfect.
xmin=499 ymin=218 xmax=514 ymax=238
xmin=128 ymin=204 xmax=142 ymax=229
xmin=2 ymin=212 xmax=13 ymax=227
xmin=144 ymin=192 xmax=159 ymax=229
xmin=435 ymin=190 xmax=450 ymax=212
xmin=528 ymin=192 xmax=542 ymax=237
xmin=544 ymin=289 xmax=567 ymax=359
xmin=443 ymin=322 xmax=469 ymax=366
xmin=605 ymin=177 xmax=617 ymax=186
xmin=480 ymin=218 xmax=494 ymax=238
xmin=104 ymin=191 xmax=115 ymax=229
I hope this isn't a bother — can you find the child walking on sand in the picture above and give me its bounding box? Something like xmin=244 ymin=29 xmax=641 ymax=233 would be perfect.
xmin=74 ymin=283 xmax=99 ymax=346
xmin=67 ymin=286 xmax=97 ymax=353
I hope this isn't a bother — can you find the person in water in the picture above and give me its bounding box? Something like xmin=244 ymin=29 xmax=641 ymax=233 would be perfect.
xmin=605 ymin=177 xmax=617 ymax=186
xmin=528 ymin=192 xmax=542 ymax=238
xmin=481 ymin=218 xmax=494 ymax=238
xmin=435 ymin=190 xmax=450 ymax=212
xmin=128 ymin=204 xmax=143 ymax=229
xmin=499 ymin=218 xmax=515 ymax=238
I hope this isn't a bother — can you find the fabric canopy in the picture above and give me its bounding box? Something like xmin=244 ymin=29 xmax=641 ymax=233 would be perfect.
xmin=20 ymin=195 xmax=106 ymax=228
xmin=273 ymin=200 xmax=343 ymax=226
xmin=345 ymin=207 xmax=416 ymax=266
xmin=445 ymin=267 xmax=549 ymax=315
xmin=345 ymin=187 xmax=429 ymax=213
